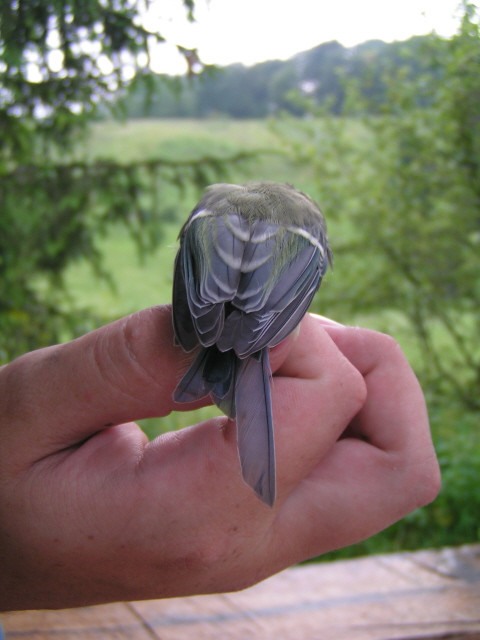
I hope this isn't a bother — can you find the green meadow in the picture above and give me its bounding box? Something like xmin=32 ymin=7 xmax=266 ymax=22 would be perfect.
xmin=64 ymin=117 xmax=479 ymax=558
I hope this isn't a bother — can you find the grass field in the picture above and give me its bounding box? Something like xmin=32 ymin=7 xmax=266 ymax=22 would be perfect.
xmin=63 ymin=117 xmax=479 ymax=559
xmin=77 ymin=118 xmax=282 ymax=162
xmin=69 ymin=118 xmax=322 ymax=313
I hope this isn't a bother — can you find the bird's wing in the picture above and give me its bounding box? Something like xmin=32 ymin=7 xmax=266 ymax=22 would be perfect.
xmin=172 ymin=213 xmax=249 ymax=349
xmin=173 ymin=346 xmax=210 ymax=402
xmin=218 ymin=231 xmax=327 ymax=357
xmin=172 ymin=249 xmax=199 ymax=351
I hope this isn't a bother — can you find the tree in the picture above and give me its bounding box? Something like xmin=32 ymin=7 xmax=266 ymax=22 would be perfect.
xmin=0 ymin=0 xmax=242 ymax=362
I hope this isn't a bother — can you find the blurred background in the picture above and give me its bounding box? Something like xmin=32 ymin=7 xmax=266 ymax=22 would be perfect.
xmin=1 ymin=0 xmax=478 ymax=559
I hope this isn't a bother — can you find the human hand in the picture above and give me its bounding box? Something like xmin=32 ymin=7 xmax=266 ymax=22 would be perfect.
xmin=0 ymin=307 xmax=440 ymax=611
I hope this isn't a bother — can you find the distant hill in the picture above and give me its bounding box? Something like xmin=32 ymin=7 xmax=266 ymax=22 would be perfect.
xmin=121 ymin=35 xmax=438 ymax=118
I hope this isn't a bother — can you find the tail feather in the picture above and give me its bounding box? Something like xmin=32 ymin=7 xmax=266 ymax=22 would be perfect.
xmin=235 ymin=349 xmax=276 ymax=506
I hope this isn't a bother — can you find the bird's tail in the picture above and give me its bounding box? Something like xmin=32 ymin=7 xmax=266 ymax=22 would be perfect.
xmin=173 ymin=347 xmax=276 ymax=506
xmin=235 ymin=349 xmax=276 ymax=506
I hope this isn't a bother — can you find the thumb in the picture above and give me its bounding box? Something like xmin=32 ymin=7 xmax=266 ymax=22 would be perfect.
xmin=0 ymin=305 xmax=206 ymax=461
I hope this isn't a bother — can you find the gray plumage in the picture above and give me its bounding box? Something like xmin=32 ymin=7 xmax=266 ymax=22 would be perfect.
xmin=172 ymin=182 xmax=331 ymax=506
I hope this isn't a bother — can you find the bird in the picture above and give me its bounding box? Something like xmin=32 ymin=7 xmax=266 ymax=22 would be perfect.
xmin=172 ymin=181 xmax=331 ymax=506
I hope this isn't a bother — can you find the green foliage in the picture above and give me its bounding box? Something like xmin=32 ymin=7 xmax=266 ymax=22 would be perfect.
xmin=276 ymin=3 xmax=480 ymax=411
xmin=0 ymin=149 xmax=252 ymax=361
xmin=0 ymin=0 xmax=256 ymax=362
xmin=1 ymin=0 xmax=171 ymax=157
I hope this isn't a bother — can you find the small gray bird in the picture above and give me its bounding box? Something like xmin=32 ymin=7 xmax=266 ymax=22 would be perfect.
xmin=172 ymin=182 xmax=331 ymax=506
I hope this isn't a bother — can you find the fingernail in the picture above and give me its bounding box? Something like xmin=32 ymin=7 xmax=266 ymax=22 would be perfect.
xmin=311 ymin=313 xmax=344 ymax=326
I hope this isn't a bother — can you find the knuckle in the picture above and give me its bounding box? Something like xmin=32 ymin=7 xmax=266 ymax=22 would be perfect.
xmin=0 ymin=346 xmax=56 ymax=427
xmin=332 ymin=354 xmax=367 ymax=419
xmin=391 ymin=450 xmax=441 ymax=513
xmin=375 ymin=331 xmax=406 ymax=363
xmin=412 ymin=456 xmax=442 ymax=508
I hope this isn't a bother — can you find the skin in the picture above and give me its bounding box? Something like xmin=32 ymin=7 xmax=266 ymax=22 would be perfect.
xmin=0 ymin=306 xmax=440 ymax=612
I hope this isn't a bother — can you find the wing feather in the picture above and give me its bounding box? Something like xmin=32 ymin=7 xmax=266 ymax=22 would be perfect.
xmin=172 ymin=250 xmax=198 ymax=351
xmin=219 ymin=240 xmax=325 ymax=356
xmin=173 ymin=347 xmax=210 ymax=402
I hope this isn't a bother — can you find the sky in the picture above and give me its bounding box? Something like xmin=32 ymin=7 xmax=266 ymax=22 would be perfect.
xmin=144 ymin=0 xmax=464 ymax=74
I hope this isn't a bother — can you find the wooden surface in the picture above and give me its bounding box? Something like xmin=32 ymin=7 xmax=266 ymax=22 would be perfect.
xmin=2 ymin=544 xmax=480 ymax=639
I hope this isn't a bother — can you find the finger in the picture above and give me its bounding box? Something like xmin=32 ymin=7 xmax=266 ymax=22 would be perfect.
xmin=273 ymin=313 xmax=344 ymax=379
xmin=268 ymin=315 xmax=368 ymax=501
xmin=267 ymin=313 xmax=343 ymax=376
xmin=0 ymin=305 xmax=210 ymax=457
xmin=320 ymin=322 xmax=433 ymax=454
